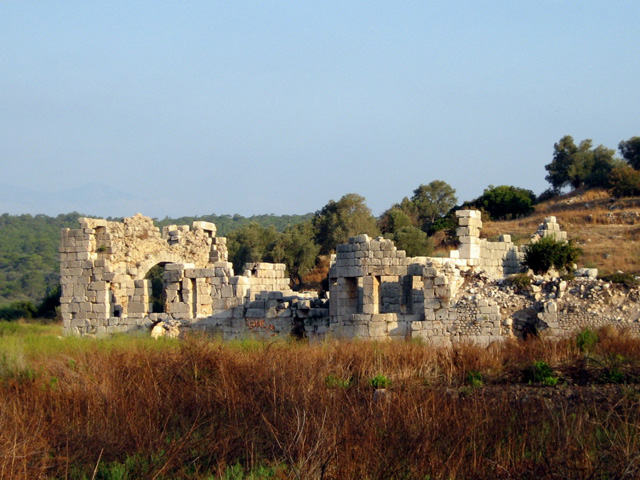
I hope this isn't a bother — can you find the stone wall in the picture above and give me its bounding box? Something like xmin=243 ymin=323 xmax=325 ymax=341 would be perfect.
xmin=326 ymin=233 xmax=510 ymax=346
xmin=60 ymin=211 xmax=640 ymax=343
xmin=60 ymin=214 xmax=320 ymax=338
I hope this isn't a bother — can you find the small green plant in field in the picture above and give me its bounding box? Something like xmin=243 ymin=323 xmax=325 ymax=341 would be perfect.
xmin=523 ymin=361 xmax=558 ymax=386
xmin=600 ymin=272 xmax=639 ymax=287
xmin=325 ymin=374 xmax=352 ymax=389
xmin=216 ymin=463 xmax=280 ymax=480
xmin=95 ymin=461 xmax=128 ymax=480
xmin=369 ymin=374 xmax=391 ymax=389
xmin=466 ymin=370 xmax=484 ymax=388
xmin=603 ymin=367 xmax=626 ymax=384
xmin=576 ymin=328 xmax=599 ymax=353
xmin=504 ymin=273 xmax=531 ymax=290
xmin=602 ymin=354 xmax=627 ymax=384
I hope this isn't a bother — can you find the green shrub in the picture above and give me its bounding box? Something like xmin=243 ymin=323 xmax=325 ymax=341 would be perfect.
xmin=608 ymin=164 xmax=640 ymax=198
xmin=325 ymin=374 xmax=352 ymax=389
xmin=522 ymin=236 xmax=582 ymax=274
xmin=473 ymin=185 xmax=536 ymax=220
xmin=576 ymin=328 xmax=599 ymax=353
xmin=602 ymin=366 xmax=626 ymax=384
xmin=427 ymin=214 xmax=457 ymax=236
xmin=600 ymin=272 xmax=639 ymax=287
xmin=466 ymin=371 xmax=484 ymax=388
xmin=522 ymin=361 xmax=558 ymax=386
xmin=36 ymin=285 xmax=61 ymax=320
xmin=601 ymin=354 xmax=627 ymax=384
xmin=393 ymin=226 xmax=434 ymax=257
xmin=369 ymin=374 xmax=391 ymax=389
xmin=504 ymin=273 xmax=531 ymax=290
xmin=0 ymin=300 xmax=37 ymax=321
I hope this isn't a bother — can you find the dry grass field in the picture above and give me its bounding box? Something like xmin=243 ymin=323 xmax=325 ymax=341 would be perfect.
xmin=1 ymin=322 xmax=640 ymax=479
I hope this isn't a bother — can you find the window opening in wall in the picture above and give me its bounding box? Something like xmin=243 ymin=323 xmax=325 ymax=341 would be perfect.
xmin=145 ymin=264 xmax=167 ymax=313
xmin=379 ymin=276 xmax=402 ymax=314
xmin=344 ymin=277 xmax=360 ymax=315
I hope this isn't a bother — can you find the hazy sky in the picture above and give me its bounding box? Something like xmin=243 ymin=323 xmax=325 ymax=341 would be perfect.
xmin=1 ymin=1 xmax=639 ymax=218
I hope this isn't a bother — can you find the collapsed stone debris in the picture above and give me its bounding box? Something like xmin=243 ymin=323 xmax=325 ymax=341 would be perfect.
xmin=60 ymin=211 xmax=640 ymax=343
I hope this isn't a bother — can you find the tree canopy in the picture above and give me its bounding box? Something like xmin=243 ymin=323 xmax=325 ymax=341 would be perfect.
xmin=473 ymin=185 xmax=536 ymax=220
xmin=608 ymin=165 xmax=640 ymax=198
xmin=270 ymin=221 xmax=320 ymax=285
xmin=545 ymin=136 xmax=618 ymax=192
xmin=312 ymin=193 xmax=380 ymax=254
xmin=410 ymin=181 xmax=457 ymax=229
xmin=545 ymin=135 xmax=578 ymax=193
xmin=379 ymin=207 xmax=413 ymax=235
xmin=393 ymin=226 xmax=434 ymax=257
xmin=226 ymin=223 xmax=280 ymax=274
xmin=619 ymin=136 xmax=640 ymax=170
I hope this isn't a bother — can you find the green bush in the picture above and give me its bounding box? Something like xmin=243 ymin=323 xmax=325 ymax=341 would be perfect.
xmin=601 ymin=354 xmax=627 ymax=384
xmin=522 ymin=361 xmax=558 ymax=386
xmin=608 ymin=164 xmax=640 ymax=198
xmin=600 ymin=272 xmax=639 ymax=287
xmin=369 ymin=374 xmax=391 ymax=389
xmin=325 ymin=374 xmax=352 ymax=389
xmin=427 ymin=214 xmax=457 ymax=236
xmin=466 ymin=371 xmax=484 ymax=388
xmin=393 ymin=226 xmax=434 ymax=257
xmin=473 ymin=185 xmax=536 ymax=220
xmin=522 ymin=236 xmax=582 ymax=274
xmin=576 ymin=328 xmax=599 ymax=353
xmin=0 ymin=300 xmax=37 ymax=321
xmin=504 ymin=273 xmax=531 ymax=290
xmin=36 ymin=285 xmax=61 ymax=320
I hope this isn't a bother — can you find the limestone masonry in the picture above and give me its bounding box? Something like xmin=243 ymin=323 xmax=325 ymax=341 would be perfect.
xmin=60 ymin=211 xmax=640 ymax=343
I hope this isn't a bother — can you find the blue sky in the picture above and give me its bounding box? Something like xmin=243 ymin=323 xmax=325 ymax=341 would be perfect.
xmin=1 ymin=1 xmax=639 ymax=218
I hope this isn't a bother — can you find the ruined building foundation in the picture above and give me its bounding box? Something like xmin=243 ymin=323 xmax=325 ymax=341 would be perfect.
xmin=60 ymin=211 xmax=640 ymax=343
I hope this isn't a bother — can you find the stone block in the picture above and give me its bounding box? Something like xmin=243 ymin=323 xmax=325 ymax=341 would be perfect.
xmin=459 ymin=243 xmax=481 ymax=259
xmin=192 ymin=221 xmax=216 ymax=234
xmin=246 ymin=308 xmax=266 ymax=318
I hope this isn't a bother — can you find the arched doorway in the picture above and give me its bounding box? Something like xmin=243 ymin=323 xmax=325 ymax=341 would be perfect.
xmin=144 ymin=263 xmax=168 ymax=313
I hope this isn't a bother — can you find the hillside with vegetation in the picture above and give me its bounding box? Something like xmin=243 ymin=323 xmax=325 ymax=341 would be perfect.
xmin=481 ymin=189 xmax=640 ymax=277
xmin=0 ymin=213 xmax=81 ymax=303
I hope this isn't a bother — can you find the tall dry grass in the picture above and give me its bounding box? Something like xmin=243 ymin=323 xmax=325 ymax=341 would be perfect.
xmin=1 ymin=328 xmax=640 ymax=479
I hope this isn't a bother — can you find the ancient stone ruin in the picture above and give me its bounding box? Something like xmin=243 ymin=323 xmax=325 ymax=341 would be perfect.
xmin=60 ymin=211 xmax=640 ymax=343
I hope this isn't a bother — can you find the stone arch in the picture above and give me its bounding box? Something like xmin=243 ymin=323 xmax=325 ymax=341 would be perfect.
xmin=137 ymin=252 xmax=190 ymax=280
xmin=136 ymin=254 xmax=195 ymax=315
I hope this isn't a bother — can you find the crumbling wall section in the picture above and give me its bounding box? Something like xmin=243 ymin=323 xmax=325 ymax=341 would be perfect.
xmin=448 ymin=210 xmax=523 ymax=277
xmin=60 ymin=214 xmax=329 ymax=338
xmin=60 ymin=214 xmax=224 ymax=335
xmin=328 ymin=235 xmax=414 ymax=339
